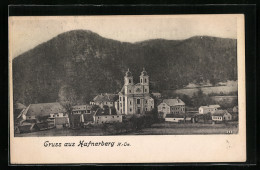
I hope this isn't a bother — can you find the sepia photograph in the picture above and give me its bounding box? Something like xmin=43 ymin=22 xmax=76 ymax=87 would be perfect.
xmin=9 ymin=14 xmax=246 ymax=164
xmin=11 ymin=15 xmax=239 ymax=137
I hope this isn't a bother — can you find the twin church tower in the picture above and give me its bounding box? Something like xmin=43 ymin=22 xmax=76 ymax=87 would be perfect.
xmin=115 ymin=68 xmax=154 ymax=115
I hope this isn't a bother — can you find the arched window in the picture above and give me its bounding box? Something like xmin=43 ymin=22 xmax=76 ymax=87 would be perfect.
xmin=129 ymin=79 xmax=131 ymax=83
xmin=145 ymin=79 xmax=147 ymax=83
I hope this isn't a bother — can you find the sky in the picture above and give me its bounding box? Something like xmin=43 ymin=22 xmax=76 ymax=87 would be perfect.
xmin=9 ymin=15 xmax=238 ymax=58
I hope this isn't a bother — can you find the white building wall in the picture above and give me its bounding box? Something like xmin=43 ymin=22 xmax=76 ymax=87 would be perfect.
xmin=95 ymin=115 xmax=122 ymax=124
xmin=212 ymin=116 xmax=223 ymax=121
xmin=165 ymin=117 xmax=184 ymax=122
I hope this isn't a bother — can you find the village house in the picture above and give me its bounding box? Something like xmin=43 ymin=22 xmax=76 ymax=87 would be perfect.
xmin=115 ymin=68 xmax=154 ymax=115
xmin=93 ymin=108 xmax=122 ymax=124
xmin=212 ymin=110 xmax=232 ymax=122
xmin=20 ymin=102 xmax=66 ymax=121
xmin=233 ymin=106 xmax=239 ymax=112
xmin=47 ymin=112 xmax=69 ymax=128
xmin=14 ymin=102 xmax=26 ymax=120
xmin=91 ymin=93 xmax=118 ymax=108
xmin=72 ymin=104 xmax=93 ymax=114
xmin=17 ymin=102 xmax=67 ymax=131
xmin=71 ymin=110 xmax=96 ymax=128
xmin=157 ymin=98 xmax=185 ymax=118
xmin=198 ymin=105 xmax=220 ymax=114
xmin=165 ymin=114 xmax=185 ymax=123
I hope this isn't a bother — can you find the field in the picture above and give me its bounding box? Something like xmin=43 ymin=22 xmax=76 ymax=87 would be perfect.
xmin=128 ymin=122 xmax=238 ymax=135
xmin=171 ymin=81 xmax=238 ymax=97
xmin=15 ymin=126 xmax=105 ymax=137
xmin=15 ymin=121 xmax=238 ymax=137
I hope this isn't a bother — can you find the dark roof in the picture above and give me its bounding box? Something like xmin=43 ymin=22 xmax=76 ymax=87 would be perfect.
xmin=93 ymin=93 xmax=118 ymax=102
xmin=227 ymin=108 xmax=233 ymax=113
xmin=200 ymin=105 xmax=220 ymax=109
xmin=25 ymin=102 xmax=66 ymax=117
xmin=165 ymin=114 xmax=185 ymax=118
xmin=162 ymin=98 xmax=185 ymax=106
xmin=212 ymin=110 xmax=230 ymax=116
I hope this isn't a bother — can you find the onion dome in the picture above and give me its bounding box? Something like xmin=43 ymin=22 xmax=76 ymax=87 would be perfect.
xmin=125 ymin=68 xmax=132 ymax=77
xmin=141 ymin=67 xmax=148 ymax=76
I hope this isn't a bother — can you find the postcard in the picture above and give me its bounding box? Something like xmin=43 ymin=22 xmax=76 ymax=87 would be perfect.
xmin=9 ymin=14 xmax=246 ymax=164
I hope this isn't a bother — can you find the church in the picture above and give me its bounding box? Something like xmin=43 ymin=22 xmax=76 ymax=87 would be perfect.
xmin=115 ymin=68 xmax=154 ymax=115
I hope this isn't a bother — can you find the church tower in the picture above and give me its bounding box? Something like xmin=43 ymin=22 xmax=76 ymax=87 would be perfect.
xmin=124 ymin=68 xmax=133 ymax=86
xmin=124 ymin=69 xmax=133 ymax=114
xmin=140 ymin=68 xmax=149 ymax=94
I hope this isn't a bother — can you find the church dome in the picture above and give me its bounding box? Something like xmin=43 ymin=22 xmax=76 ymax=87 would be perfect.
xmin=141 ymin=68 xmax=148 ymax=76
xmin=125 ymin=68 xmax=132 ymax=77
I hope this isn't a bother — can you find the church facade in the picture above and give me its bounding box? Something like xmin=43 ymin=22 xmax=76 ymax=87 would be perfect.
xmin=115 ymin=68 xmax=154 ymax=115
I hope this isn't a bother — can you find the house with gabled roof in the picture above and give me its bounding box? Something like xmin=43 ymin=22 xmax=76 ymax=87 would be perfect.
xmin=233 ymin=106 xmax=238 ymax=113
xmin=70 ymin=106 xmax=96 ymax=127
xmin=92 ymin=93 xmax=118 ymax=108
xmin=72 ymin=104 xmax=93 ymax=114
xmin=212 ymin=110 xmax=232 ymax=121
xmin=157 ymin=97 xmax=185 ymax=118
xmin=199 ymin=105 xmax=220 ymax=114
xmin=21 ymin=102 xmax=66 ymax=121
xmin=14 ymin=102 xmax=26 ymax=119
xmin=93 ymin=108 xmax=122 ymax=124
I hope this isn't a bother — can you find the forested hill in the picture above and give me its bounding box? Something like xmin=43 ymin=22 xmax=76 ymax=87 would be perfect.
xmin=13 ymin=30 xmax=237 ymax=105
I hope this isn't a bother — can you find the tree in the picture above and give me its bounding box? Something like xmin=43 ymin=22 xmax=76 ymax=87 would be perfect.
xmin=158 ymin=112 xmax=165 ymax=119
xmin=103 ymin=105 xmax=109 ymax=115
xmin=192 ymin=89 xmax=214 ymax=107
xmin=92 ymin=105 xmax=100 ymax=111
xmin=181 ymin=94 xmax=192 ymax=107
xmin=58 ymin=85 xmax=78 ymax=128
xmin=101 ymin=123 xmax=109 ymax=135
xmin=114 ymin=122 xmax=124 ymax=134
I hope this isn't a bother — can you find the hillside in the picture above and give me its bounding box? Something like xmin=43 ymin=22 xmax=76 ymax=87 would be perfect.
xmin=12 ymin=30 xmax=237 ymax=105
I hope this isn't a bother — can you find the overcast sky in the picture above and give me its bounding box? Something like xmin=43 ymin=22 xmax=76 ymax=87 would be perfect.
xmin=9 ymin=15 xmax=238 ymax=58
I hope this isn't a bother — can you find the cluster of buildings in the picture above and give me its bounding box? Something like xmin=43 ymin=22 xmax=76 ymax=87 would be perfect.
xmin=14 ymin=69 xmax=154 ymax=133
xmin=14 ymin=68 xmax=238 ymax=133
xmin=158 ymin=103 xmax=237 ymax=123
